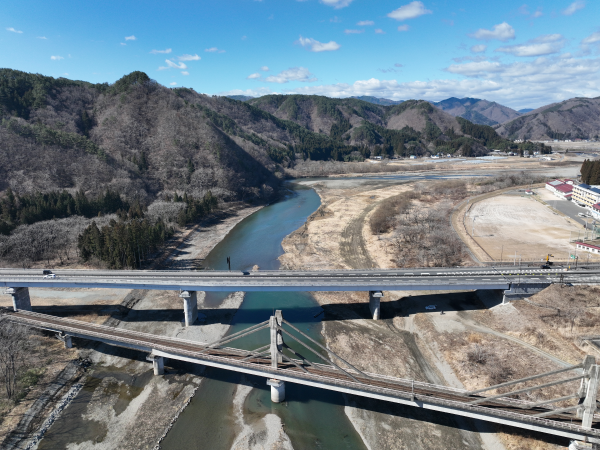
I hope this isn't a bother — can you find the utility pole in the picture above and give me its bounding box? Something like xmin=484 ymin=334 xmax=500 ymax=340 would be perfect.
xmin=500 ymin=245 xmax=503 ymax=263
xmin=227 ymin=256 xmax=231 ymax=271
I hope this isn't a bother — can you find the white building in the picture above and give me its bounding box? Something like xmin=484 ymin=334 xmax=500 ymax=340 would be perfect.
xmin=545 ymin=179 xmax=574 ymax=200
xmin=572 ymin=184 xmax=600 ymax=208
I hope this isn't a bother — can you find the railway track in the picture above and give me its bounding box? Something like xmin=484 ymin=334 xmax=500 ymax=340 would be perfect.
xmin=3 ymin=309 xmax=600 ymax=442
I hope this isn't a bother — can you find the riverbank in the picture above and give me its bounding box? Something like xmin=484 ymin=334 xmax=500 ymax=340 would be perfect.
xmin=278 ymin=175 xmax=571 ymax=449
xmin=0 ymin=204 xmax=263 ymax=449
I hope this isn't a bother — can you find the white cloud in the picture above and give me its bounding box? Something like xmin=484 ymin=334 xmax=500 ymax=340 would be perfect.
xmin=471 ymin=44 xmax=486 ymax=53
xmin=357 ymin=20 xmax=374 ymax=26
xmin=387 ymin=2 xmax=432 ymax=21
xmin=562 ymin=1 xmax=585 ymax=15
xmin=205 ymin=47 xmax=218 ymax=52
xmin=446 ymin=61 xmax=503 ymax=76
xmin=151 ymin=48 xmax=172 ymax=54
xmin=242 ymin=35 xmax=247 ymax=40
xmin=223 ymin=55 xmax=600 ymax=109
xmin=120 ymin=43 xmax=126 ymax=46
xmin=219 ymin=87 xmax=276 ymax=97
xmin=37 ymin=36 xmax=47 ymax=40
xmin=170 ymin=82 xmax=177 ymax=86
xmin=375 ymin=29 xmax=385 ymax=34
xmin=296 ymin=36 xmax=341 ymax=52
xmin=265 ymin=67 xmax=317 ymax=83
xmin=345 ymin=29 xmax=364 ymax=34
xmin=470 ymin=22 xmax=515 ymax=41
xmin=50 ymin=55 xmax=64 ymax=60
xmin=159 ymin=60 xmax=188 ymax=70
xmin=320 ymin=0 xmax=353 ymax=9
xmin=532 ymin=8 xmax=543 ymax=18
xmin=397 ymin=25 xmax=410 ymax=32
xmin=261 ymin=66 xmax=269 ymax=71
xmin=181 ymin=71 xmax=189 ymax=75
xmin=125 ymin=35 xmax=136 ymax=41
xmin=178 ymin=54 xmax=200 ymax=61
xmin=495 ymin=34 xmax=564 ymax=57
xmin=582 ymin=32 xmax=600 ymax=45
xmin=6 ymin=27 xmax=23 ymax=34
xmin=247 ymin=73 xmax=262 ymax=79
xmin=330 ymin=16 xmax=341 ymax=23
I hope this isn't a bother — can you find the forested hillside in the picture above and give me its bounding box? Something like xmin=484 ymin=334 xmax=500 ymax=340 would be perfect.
xmin=433 ymin=97 xmax=521 ymax=126
xmin=247 ymin=95 xmax=516 ymax=158
xmin=495 ymin=97 xmax=600 ymax=141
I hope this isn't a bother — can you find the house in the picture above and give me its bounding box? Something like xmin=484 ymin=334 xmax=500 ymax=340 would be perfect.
xmin=409 ymin=155 xmax=417 ymax=159
xmin=572 ymin=184 xmax=600 ymax=207
xmin=575 ymin=241 xmax=600 ymax=255
xmin=545 ymin=179 xmax=574 ymax=200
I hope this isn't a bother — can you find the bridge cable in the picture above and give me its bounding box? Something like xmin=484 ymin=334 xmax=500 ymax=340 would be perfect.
xmin=280 ymin=328 xmax=362 ymax=383
xmin=282 ymin=318 xmax=372 ymax=380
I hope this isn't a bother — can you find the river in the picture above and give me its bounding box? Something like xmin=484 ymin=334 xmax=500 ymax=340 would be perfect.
xmin=160 ymin=183 xmax=368 ymax=450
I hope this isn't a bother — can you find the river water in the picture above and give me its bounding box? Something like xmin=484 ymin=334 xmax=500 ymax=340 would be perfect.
xmin=160 ymin=183 xmax=368 ymax=450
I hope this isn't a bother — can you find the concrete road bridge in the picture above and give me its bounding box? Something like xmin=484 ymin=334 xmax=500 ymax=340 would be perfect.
xmin=1 ymin=267 xmax=600 ymax=323
xmin=3 ymin=308 xmax=600 ymax=444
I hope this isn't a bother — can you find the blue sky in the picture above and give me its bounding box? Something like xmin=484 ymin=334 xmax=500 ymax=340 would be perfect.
xmin=1 ymin=0 xmax=600 ymax=109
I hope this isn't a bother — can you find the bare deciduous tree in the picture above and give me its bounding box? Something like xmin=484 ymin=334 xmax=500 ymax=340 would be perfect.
xmin=0 ymin=321 xmax=35 ymax=399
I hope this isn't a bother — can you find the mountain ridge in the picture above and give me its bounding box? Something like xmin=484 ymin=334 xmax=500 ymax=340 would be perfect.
xmin=495 ymin=97 xmax=600 ymax=140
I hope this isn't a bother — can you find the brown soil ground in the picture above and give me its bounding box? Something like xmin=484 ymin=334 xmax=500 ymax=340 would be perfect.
xmin=466 ymin=193 xmax=584 ymax=262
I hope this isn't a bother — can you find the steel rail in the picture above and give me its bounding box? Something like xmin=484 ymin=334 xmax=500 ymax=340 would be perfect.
xmin=466 ymin=364 xmax=584 ymax=396
xmin=469 ymin=375 xmax=585 ymax=406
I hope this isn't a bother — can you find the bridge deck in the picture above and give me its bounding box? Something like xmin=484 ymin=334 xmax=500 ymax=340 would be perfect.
xmin=4 ymin=310 xmax=600 ymax=442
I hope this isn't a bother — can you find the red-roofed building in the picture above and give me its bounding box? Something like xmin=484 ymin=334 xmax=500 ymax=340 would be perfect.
xmin=576 ymin=241 xmax=600 ymax=255
xmin=592 ymin=203 xmax=600 ymax=220
xmin=546 ymin=180 xmax=574 ymax=200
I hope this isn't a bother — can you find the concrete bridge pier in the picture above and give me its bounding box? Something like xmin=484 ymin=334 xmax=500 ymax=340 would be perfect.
xmin=5 ymin=287 xmax=32 ymax=312
xmin=369 ymin=291 xmax=382 ymax=320
xmin=147 ymin=354 xmax=165 ymax=375
xmin=267 ymin=379 xmax=285 ymax=403
xmin=56 ymin=332 xmax=73 ymax=348
xmin=179 ymin=291 xmax=198 ymax=327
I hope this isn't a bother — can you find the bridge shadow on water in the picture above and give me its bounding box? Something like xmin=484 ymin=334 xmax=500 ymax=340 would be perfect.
xmin=32 ymin=290 xmax=499 ymax=325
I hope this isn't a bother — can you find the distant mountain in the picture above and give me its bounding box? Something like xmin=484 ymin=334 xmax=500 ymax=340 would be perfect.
xmin=433 ymin=97 xmax=521 ymax=126
xmin=350 ymin=96 xmax=403 ymax=106
xmin=518 ymin=108 xmax=534 ymax=114
xmin=248 ymin=95 xmax=508 ymax=156
xmin=495 ymin=97 xmax=600 ymax=141
xmin=226 ymin=95 xmax=254 ymax=102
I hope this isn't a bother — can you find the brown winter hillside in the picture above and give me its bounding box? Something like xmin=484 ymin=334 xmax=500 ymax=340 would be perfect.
xmin=0 ymin=70 xmax=281 ymax=203
xmin=433 ymin=97 xmax=521 ymax=126
xmin=495 ymin=97 xmax=600 ymax=140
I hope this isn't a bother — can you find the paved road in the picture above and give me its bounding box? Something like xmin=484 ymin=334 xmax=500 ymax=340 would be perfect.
xmin=545 ymin=199 xmax=594 ymax=227
xmin=1 ymin=267 xmax=599 ymax=292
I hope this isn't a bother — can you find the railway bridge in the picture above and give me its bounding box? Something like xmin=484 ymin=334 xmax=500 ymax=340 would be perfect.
xmin=3 ymin=308 xmax=600 ymax=444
